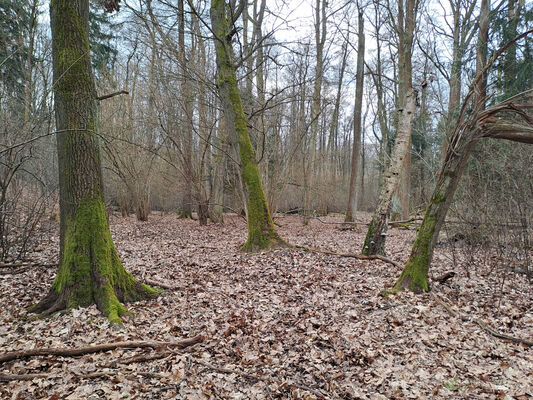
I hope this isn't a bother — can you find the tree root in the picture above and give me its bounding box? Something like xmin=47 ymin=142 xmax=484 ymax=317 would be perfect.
xmin=0 ymin=335 xmax=204 ymax=365
xmin=305 ymin=247 xmax=400 ymax=268
xmin=431 ymin=293 xmax=533 ymax=347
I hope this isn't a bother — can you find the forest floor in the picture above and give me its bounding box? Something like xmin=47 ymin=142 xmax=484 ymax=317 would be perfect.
xmin=0 ymin=213 xmax=532 ymax=399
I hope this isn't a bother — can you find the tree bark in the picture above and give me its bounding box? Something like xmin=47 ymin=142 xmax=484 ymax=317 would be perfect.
xmin=303 ymin=0 xmax=326 ymax=225
xmin=394 ymin=0 xmax=490 ymax=292
xmin=362 ymin=89 xmax=416 ymax=255
xmin=345 ymin=11 xmax=365 ymax=223
xmin=210 ymin=0 xmax=283 ymax=251
xmin=30 ymin=0 xmax=158 ymax=324
xmin=179 ymin=0 xmax=194 ymax=219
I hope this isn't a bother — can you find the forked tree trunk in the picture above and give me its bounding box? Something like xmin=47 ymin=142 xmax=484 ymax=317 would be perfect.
xmin=30 ymin=0 xmax=158 ymax=323
xmin=362 ymin=88 xmax=416 ymax=255
xmin=210 ymin=0 xmax=284 ymax=251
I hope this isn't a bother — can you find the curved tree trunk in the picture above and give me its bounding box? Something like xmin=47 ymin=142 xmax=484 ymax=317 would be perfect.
xmin=210 ymin=0 xmax=283 ymax=251
xmin=362 ymin=89 xmax=416 ymax=255
xmin=30 ymin=0 xmax=158 ymax=324
xmin=394 ymin=134 xmax=479 ymax=292
xmin=394 ymin=0 xmax=491 ymax=292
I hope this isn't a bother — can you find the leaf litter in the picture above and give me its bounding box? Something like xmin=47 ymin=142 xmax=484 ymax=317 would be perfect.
xmin=0 ymin=213 xmax=531 ymax=399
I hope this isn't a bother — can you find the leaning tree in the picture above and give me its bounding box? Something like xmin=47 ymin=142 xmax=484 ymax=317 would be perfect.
xmin=30 ymin=0 xmax=158 ymax=323
xmin=394 ymin=1 xmax=533 ymax=292
xmin=209 ymin=0 xmax=284 ymax=251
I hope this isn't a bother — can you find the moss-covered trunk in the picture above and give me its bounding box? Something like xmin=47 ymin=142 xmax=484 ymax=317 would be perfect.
xmin=362 ymin=89 xmax=416 ymax=255
xmin=394 ymin=134 xmax=479 ymax=292
xmin=30 ymin=0 xmax=157 ymax=323
xmin=210 ymin=0 xmax=283 ymax=251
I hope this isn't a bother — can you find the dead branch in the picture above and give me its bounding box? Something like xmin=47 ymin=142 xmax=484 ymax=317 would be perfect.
xmin=0 ymin=335 xmax=203 ymax=365
xmin=143 ymin=278 xmax=178 ymax=290
xmin=313 ymin=217 xmax=367 ymax=226
xmin=432 ymin=271 xmax=455 ymax=284
xmin=389 ymin=217 xmax=423 ymax=227
xmin=0 ymin=262 xmax=25 ymax=268
xmin=0 ymin=267 xmax=30 ymax=275
xmin=74 ymin=370 xmax=168 ymax=380
xmin=0 ymin=262 xmax=56 ymax=269
xmin=102 ymin=351 xmax=173 ymax=368
xmin=97 ymin=90 xmax=129 ymax=101
xmin=0 ymin=372 xmax=48 ymax=382
xmin=431 ymin=293 xmax=533 ymax=347
xmin=306 ymin=247 xmax=400 ymax=268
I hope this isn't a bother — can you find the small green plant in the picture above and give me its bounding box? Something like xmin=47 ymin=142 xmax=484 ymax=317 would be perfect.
xmin=444 ymin=377 xmax=460 ymax=391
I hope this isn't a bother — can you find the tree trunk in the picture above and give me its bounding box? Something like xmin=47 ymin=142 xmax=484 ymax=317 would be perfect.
xmin=210 ymin=0 xmax=283 ymax=251
xmin=303 ymin=0 xmax=326 ymax=224
xmin=363 ymin=89 xmax=416 ymax=255
xmin=394 ymin=0 xmax=490 ymax=292
xmin=179 ymin=0 xmax=194 ymax=219
xmin=394 ymin=135 xmax=479 ymax=291
xmin=345 ymin=11 xmax=365 ymax=223
xmin=30 ymin=0 xmax=158 ymax=324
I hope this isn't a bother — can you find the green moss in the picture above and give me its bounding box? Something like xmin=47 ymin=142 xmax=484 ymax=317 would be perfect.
xmin=433 ymin=193 xmax=445 ymax=205
xmin=393 ymin=209 xmax=436 ymax=293
xmin=362 ymin=218 xmax=375 ymax=255
xmin=212 ymin=0 xmax=283 ymax=252
xmin=47 ymin=196 xmax=160 ymax=323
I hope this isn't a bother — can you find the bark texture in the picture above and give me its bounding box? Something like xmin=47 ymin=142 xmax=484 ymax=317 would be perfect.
xmin=210 ymin=0 xmax=283 ymax=251
xmin=362 ymin=89 xmax=416 ymax=255
xmin=392 ymin=0 xmax=533 ymax=292
xmin=30 ymin=0 xmax=158 ymax=323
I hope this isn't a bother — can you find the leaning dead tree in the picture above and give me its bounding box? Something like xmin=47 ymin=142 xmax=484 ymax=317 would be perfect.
xmin=394 ymin=89 xmax=533 ymax=292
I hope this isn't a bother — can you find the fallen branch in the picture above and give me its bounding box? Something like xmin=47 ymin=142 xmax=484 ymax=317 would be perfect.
xmin=0 ymin=267 xmax=30 ymax=275
xmin=0 ymin=262 xmax=56 ymax=269
xmin=143 ymin=278 xmax=178 ymax=290
xmin=0 ymin=335 xmax=203 ymax=365
xmin=313 ymin=217 xmax=367 ymax=226
xmin=0 ymin=372 xmax=48 ymax=382
xmin=306 ymin=247 xmax=400 ymax=268
xmin=74 ymin=370 xmax=168 ymax=380
xmin=431 ymin=293 xmax=533 ymax=347
xmin=0 ymin=262 xmax=25 ymax=268
xmin=102 ymin=351 xmax=173 ymax=368
xmin=432 ymin=271 xmax=455 ymax=284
